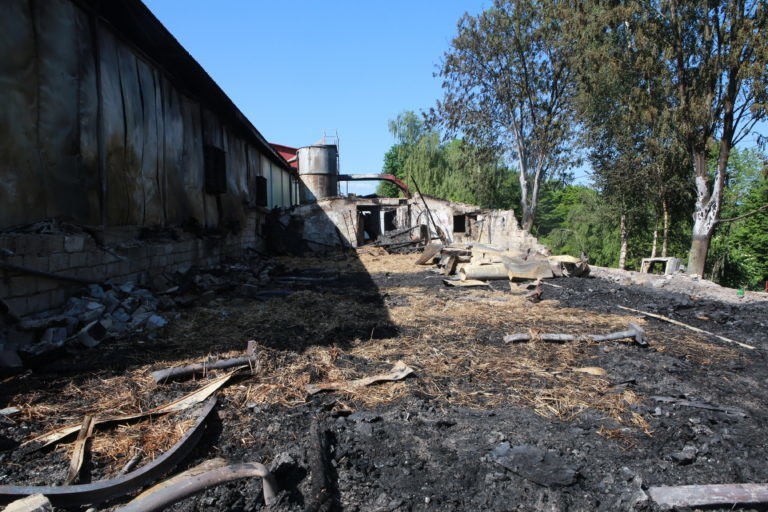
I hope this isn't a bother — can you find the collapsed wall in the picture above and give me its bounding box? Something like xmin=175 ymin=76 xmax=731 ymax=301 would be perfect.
xmin=271 ymin=193 xmax=546 ymax=255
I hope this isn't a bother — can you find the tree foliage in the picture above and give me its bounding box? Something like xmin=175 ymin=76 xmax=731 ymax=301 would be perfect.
xmin=564 ymin=0 xmax=768 ymax=275
xmin=377 ymin=111 xmax=521 ymax=209
xmin=433 ymin=0 xmax=577 ymax=230
xmin=708 ymin=147 xmax=768 ymax=289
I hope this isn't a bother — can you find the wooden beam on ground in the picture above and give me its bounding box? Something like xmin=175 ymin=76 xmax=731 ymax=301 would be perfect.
xmin=648 ymin=483 xmax=768 ymax=509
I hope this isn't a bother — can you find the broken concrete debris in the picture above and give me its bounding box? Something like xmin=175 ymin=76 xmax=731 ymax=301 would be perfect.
xmin=2 ymin=494 xmax=53 ymax=512
xmin=0 ymin=260 xmax=283 ymax=368
xmin=421 ymin=242 xmax=590 ymax=284
xmin=6 ymin=282 xmax=169 ymax=359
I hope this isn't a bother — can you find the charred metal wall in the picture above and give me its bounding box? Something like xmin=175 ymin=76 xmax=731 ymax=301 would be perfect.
xmin=0 ymin=0 xmax=294 ymax=231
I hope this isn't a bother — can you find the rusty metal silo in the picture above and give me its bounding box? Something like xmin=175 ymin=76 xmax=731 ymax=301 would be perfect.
xmin=297 ymin=144 xmax=339 ymax=204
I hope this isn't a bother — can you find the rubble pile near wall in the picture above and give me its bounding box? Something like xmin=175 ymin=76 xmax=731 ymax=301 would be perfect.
xmin=421 ymin=242 xmax=590 ymax=282
xmin=0 ymin=257 xmax=280 ymax=371
xmin=3 ymin=283 xmax=168 ymax=365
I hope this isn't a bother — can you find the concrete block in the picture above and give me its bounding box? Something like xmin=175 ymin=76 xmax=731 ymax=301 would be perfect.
xmin=5 ymin=297 xmax=27 ymax=317
xmin=64 ymin=235 xmax=85 ymax=253
xmin=10 ymin=276 xmax=38 ymax=297
xmin=2 ymin=492 xmax=52 ymax=512
xmin=26 ymin=292 xmax=53 ymax=315
xmin=68 ymin=252 xmax=88 ymax=268
xmin=41 ymin=327 xmax=68 ymax=346
xmin=0 ymin=235 xmax=17 ymax=254
xmin=48 ymin=252 xmax=70 ymax=272
xmin=44 ymin=235 xmax=64 ymax=254
xmin=22 ymin=254 xmax=49 ymax=272
xmin=78 ymin=320 xmax=108 ymax=348
xmin=48 ymin=288 xmax=73 ymax=310
xmin=86 ymin=251 xmax=106 ymax=267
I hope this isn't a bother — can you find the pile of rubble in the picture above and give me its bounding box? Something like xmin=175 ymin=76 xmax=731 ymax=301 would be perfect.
xmin=6 ymin=282 xmax=168 ymax=360
xmin=419 ymin=243 xmax=590 ymax=283
xmin=1 ymin=258 xmax=280 ymax=371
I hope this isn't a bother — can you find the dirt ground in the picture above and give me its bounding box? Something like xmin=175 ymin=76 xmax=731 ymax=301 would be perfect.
xmin=2 ymin=248 xmax=768 ymax=511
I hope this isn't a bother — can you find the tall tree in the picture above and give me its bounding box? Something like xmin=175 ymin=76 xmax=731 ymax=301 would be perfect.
xmin=378 ymin=111 xmax=522 ymax=208
xmin=568 ymin=0 xmax=768 ymax=275
xmin=565 ymin=1 xmax=692 ymax=268
xmin=433 ymin=0 xmax=577 ymax=230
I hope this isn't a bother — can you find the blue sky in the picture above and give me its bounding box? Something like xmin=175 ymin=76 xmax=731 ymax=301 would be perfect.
xmin=142 ymin=0 xmax=492 ymax=194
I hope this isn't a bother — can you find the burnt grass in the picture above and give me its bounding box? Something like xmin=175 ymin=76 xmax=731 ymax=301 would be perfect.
xmin=2 ymin=251 xmax=768 ymax=512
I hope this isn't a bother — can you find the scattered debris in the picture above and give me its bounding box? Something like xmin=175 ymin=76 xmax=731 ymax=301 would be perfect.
xmin=503 ymin=322 xmax=648 ymax=347
xmin=305 ymin=420 xmax=338 ymax=512
xmin=150 ymin=341 xmax=258 ymax=383
xmin=306 ymin=360 xmax=414 ymax=395
xmin=2 ymin=494 xmax=52 ymax=512
xmin=64 ymin=415 xmax=95 ymax=485
xmin=616 ymin=305 xmax=755 ymax=350
xmin=0 ymin=398 xmax=217 ymax=508
xmin=415 ymin=244 xmax=443 ymax=265
xmin=418 ymin=242 xmax=589 ymax=286
xmin=572 ymin=367 xmax=607 ymax=376
xmin=23 ymin=370 xmax=239 ymax=449
xmin=442 ymin=278 xmax=490 ymax=287
xmin=648 ymin=483 xmax=768 ymax=509
xmin=651 ymin=396 xmax=748 ymax=418
xmin=525 ymin=280 xmax=543 ymax=303
xmin=489 ymin=442 xmax=578 ymax=487
xmin=116 ymin=457 xmax=278 ymax=511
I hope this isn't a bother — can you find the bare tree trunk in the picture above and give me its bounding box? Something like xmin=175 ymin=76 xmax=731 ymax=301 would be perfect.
xmin=517 ymin=158 xmax=533 ymax=231
xmin=651 ymin=222 xmax=658 ymax=258
xmin=662 ymin=199 xmax=669 ymax=257
xmin=687 ymin=147 xmax=727 ymax=276
xmin=618 ymin=214 xmax=627 ymax=270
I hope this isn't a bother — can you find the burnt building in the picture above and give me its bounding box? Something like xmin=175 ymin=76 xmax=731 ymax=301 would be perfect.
xmin=0 ymin=0 xmax=298 ymax=316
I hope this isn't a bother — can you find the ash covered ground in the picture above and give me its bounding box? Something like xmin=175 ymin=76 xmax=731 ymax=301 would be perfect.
xmin=2 ymin=249 xmax=768 ymax=511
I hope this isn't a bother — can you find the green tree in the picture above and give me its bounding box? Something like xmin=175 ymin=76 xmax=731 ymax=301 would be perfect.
xmin=378 ymin=111 xmax=522 ymax=209
xmin=434 ymin=0 xmax=577 ymax=230
xmin=708 ymin=147 xmax=768 ymax=288
xmin=565 ymin=0 xmax=768 ymax=275
xmin=539 ymin=185 xmax=621 ymax=267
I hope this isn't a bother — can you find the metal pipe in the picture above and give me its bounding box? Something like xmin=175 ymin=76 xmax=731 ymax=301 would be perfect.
xmin=337 ymin=173 xmax=412 ymax=198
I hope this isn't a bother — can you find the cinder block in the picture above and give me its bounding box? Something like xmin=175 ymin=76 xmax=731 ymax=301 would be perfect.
xmin=22 ymin=254 xmax=49 ymax=272
xmin=48 ymin=253 xmax=70 ymax=272
xmin=0 ymin=279 xmax=11 ymax=300
xmin=89 ymin=264 xmax=108 ymax=280
xmin=4 ymin=297 xmax=27 ymax=317
xmin=86 ymin=251 xmax=106 ymax=267
xmin=44 ymin=235 xmax=64 ymax=254
xmin=11 ymin=276 xmax=38 ymax=297
xmin=0 ymin=235 xmax=16 ymax=254
xmin=68 ymin=252 xmax=88 ymax=268
xmin=64 ymin=235 xmax=86 ymax=253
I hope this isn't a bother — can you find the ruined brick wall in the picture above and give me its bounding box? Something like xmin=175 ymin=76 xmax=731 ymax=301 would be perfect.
xmin=0 ymin=215 xmax=263 ymax=317
xmin=413 ymin=195 xmax=546 ymax=252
